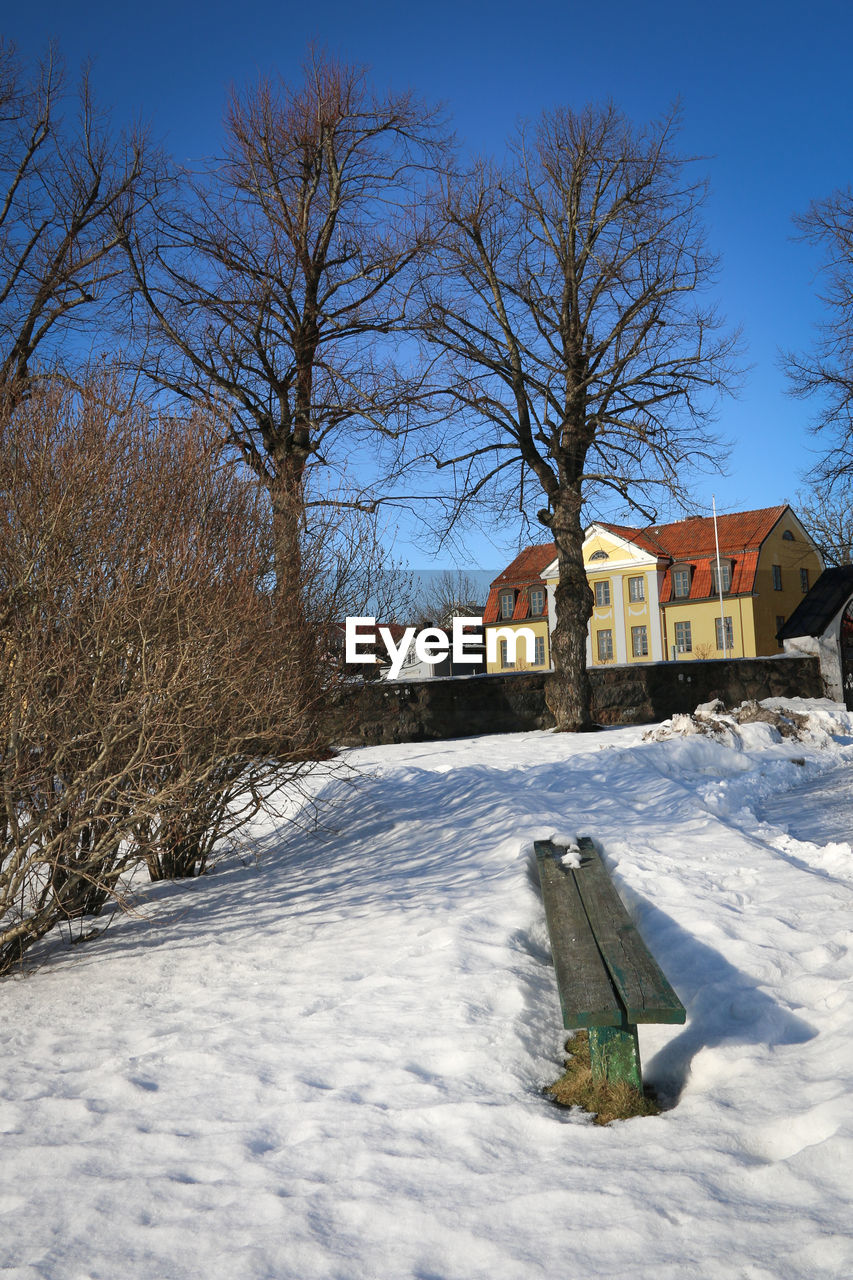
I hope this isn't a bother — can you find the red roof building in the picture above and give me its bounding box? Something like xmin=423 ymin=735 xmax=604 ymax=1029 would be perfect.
xmin=486 ymin=505 xmax=825 ymax=672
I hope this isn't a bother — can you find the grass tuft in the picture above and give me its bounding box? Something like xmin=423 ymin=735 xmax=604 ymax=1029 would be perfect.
xmin=545 ymin=1030 xmax=660 ymax=1125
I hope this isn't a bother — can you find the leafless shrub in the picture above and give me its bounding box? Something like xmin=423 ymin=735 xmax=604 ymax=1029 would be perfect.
xmin=0 ymin=371 xmax=330 ymax=974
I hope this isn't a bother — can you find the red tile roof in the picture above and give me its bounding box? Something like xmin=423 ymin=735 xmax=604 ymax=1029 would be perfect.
xmin=598 ymin=506 xmax=788 ymax=561
xmin=490 ymin=544 xmax=557 ymax=587
xmin=593 ymin=523 xmax=669 ymax=557
xmin=482 ymin=588 xmax=502 ymax=624
xmin=485 ymin=507 xmax=793 ymax=618
xmin=634 ymin=506 xmax=788 ymax=603
xmin=484 ymin=545 xmax=555 ymax=625
xmin=483 ymin=585 xmax=550 ymax=624
xmin=659 ymin=550 xmax=761 ymax=603
xmin=639 ymin=506 xmax=788 ymax=560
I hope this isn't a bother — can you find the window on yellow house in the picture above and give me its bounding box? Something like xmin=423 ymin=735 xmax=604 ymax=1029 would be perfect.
xmin=672 ymin=567 xmax=691 ymax=598
xmin=499 ymin=639 xmax=515 ymax=668
xmin=499 ymin=590 xmax=515 ymax=619
xmin=674 ymin=620 xmax=692 ymax=653
xmin=533 ymin=635 xmax=546 ymax=665
xmin=772 ymin=565 xmax=783 ymax=590
xmin=628 ymin=576 xmax=645 ymax=602
xmin=631 ymin=625 xmax=648 ymax=657
xmin=800 ymin=568 xmax=809 ymax=593
xmin=715 ymin=616 xmax=734 ymax=651
xmin=710 ymin=562 xmax=732 ymax=594
xmin=529 ymin=588 xmax=545 ymax=616
xmin=596 ymin=630 xmax=613 ymax=661
xmin=594 ymin=580 xmax=611 ymax=607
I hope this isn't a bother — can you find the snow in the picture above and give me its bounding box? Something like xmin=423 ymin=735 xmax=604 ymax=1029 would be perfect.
xmin=3 ymin=698 xmax=853 ymax=1278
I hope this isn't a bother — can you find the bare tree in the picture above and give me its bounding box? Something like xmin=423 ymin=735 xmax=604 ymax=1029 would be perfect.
xmin=304 ymin=497 xmax=418 ymax=626
xmin=420 ymin=104 xmax=739 ymax=729
xmin=413 ymin=568 xmax=482 ymax=627
xmin=117 ymin=52 xmax=449 ymax=593
xmin=0 ymin=371 xmax=330 ymax=975
xmin=796 ymin=479 xmax=853 ymax=566
xmin=786 ymin=188 xmax=853 ymax=484
xmin=0 ymin=41 xmax=147 ymax=400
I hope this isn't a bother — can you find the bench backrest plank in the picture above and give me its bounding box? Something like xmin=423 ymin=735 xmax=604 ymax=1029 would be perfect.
xmin=573 ymin=837 xmax=686 ymax=1025
xmin=535 ymin=843 xmax=624 ymax=1028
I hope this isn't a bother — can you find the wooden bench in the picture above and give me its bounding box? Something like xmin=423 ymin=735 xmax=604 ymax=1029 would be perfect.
xmin=535 ymin=836 xmax=685 ymax=1092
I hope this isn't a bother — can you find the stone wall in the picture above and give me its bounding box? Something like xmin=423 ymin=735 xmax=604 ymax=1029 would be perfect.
xmin=328 ymin=655 xmax=824 ymax=747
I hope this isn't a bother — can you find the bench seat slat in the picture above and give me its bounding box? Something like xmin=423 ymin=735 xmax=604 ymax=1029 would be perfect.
xmin=573 ymin=837 xmax=686 ymax=1025
xmin=535 ymin=843 xmax=624 ymax=1028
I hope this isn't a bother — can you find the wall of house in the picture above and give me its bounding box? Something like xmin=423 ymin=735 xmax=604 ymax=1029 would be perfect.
xmin=329 ymin=655 xmax=824 ymax=746
xmin=573 ymin=528 xmax=664 ymax=667
xmin=753 ymin=520 xmax=824 ymax=656
xmin=661 ymin=595 xmax=757 ymax=661
xmin=484 ymin=617 xmax=550 ymax=673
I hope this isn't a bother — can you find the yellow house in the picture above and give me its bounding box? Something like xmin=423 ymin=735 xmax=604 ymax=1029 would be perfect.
xmin=543 ymin=523 xmax=669 ymax=665
xmin=483 ymin=544 xmax=555 ymax=673
xmin=539 ymin=504 xmax=824 ymax=666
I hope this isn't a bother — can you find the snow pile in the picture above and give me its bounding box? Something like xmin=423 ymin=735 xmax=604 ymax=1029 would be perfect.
xmin=644 ymin=695 xmax=850 ymax=749
xmin=2 ymin=702 xmax=853 ymax=1278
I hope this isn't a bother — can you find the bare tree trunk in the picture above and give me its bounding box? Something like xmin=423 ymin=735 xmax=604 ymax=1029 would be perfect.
xmin=544 ymin=493 xmax=594 ymax=731
xmin=269 ymin=456 xmax=326 ymax=755
xmin=270 ymin=458 xmax=306 ymax=603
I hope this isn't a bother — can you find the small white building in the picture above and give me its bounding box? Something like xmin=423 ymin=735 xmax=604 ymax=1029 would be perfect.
xmin=778 ymin=567 xmax=853 ymax=706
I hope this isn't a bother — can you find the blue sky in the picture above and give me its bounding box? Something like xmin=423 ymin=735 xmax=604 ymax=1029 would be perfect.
xmin=7 ymin=0 xmax=853 ymax=572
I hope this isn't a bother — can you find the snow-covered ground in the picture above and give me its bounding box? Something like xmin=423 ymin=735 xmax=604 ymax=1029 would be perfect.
xmin=3 ymin=699 xmax=853 ymax=1279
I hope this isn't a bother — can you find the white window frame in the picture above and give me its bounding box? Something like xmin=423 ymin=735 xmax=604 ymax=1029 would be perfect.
xmin=533 ymin=635 xmax=546 ymax=665
xmin=499 ymin=590 xmax=515 ymax=619
xmin=594 ymin=580 xmax=611 ymax=608
xmin=631 ymin=625 xmax=648 ymax=657
xmin=674 ymin=620 xmax=692 ymax=653
xmin=715 ymin=616 xmax=734 ymax=651
xmin=627 ymin=575 xmax=645 ymax=603
xmin=596 ymin=629 xmax=614 ymax=661
xmin=499 ymin=639 xmax=515 ymax=669
xmin=529 ymin=587 xmax=545 ymax=617
xmin=672 ymin=567 xmax=691 ymax=599
xmin=711 ymin=562 xmax=732 ymax=594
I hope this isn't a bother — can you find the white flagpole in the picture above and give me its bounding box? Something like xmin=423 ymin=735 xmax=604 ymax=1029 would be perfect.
xmin=712 ymin=495 xmax=728 ymax=657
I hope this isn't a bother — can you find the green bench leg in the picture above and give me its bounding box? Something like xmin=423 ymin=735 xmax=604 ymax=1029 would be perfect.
xmin=588 ymin=1022 xmax=642 ymax=1092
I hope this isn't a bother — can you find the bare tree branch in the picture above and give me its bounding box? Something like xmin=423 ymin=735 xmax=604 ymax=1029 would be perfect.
xmin=784 ymin=187 xmax=853 ymax=484
xmin=0 ymin=40 xmax=149 ymax=400
xmin=796 ymin=478 xmax=853 ymax=566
